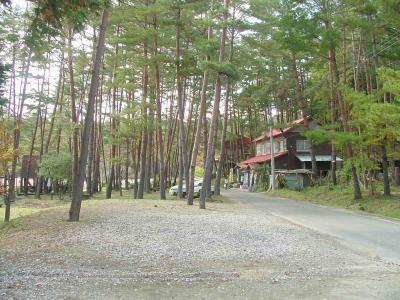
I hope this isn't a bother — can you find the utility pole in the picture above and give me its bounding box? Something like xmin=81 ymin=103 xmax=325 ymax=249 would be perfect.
xmin=269 ymin=113 xmax=275 ymax=191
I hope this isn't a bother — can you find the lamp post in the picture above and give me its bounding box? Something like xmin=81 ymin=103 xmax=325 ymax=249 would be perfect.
xmin=269 ymin=112 xmax=275 ymax=191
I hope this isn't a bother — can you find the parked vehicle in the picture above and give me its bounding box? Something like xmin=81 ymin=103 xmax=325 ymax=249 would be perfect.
xmin=169 ymin=181 xmax=214 ymax=197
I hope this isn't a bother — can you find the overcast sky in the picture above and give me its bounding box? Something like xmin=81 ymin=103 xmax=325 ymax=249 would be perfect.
xmin=12 ymin=0 xmax=26 ymax=9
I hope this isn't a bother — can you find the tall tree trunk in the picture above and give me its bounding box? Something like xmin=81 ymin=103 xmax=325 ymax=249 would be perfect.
xmin=202 ymin=104 xmax=208 ymax=167
xmin=153 ymin=13 xmax=166 ymax=199
xmin=25 ymin=82 xmax=43 ymax=196
xmin=5 ymin=51 xmax=31 ymax=222
xmin=176 ymin=7 xmax=189 ymax=199
xmin=200 ymin=0 xmax=229 ymax=209
xmin=67 ymin=28 xmax=80 ymax=202
xmin=144 ymin=129 xmax=153 ymax=193
xmin=92 ymin=78 xmax=104 ymax=194
xmin=106 ymin=42 xmax=119 ymax=199
xmin=86 ymin=117 xmax=95 ymax=196
xmin=69 ymin=8 xmax=109 ymax=221
xmin=188 ymin=25 xmax=212 ymax=205
xmin=328 ymin=53 xmax=337 ymax=185
xmin=56 ymin=100 xmax=63 ymax=154
xmin=137 ymin=10 xmax=149 ymax=199
xmin=35 ymin=54 xmax=51 ymax=199
xmin=328 ymin=45 xmax=362 ymax=200
xmin=215 ymin=18 xmax=235 ymax=196
xmin=86 ymin=29 xmax=99 ymax=197
xmin=381 ymin=143 xmax=390 ymax=196
xmin=125 ymin=140 xmax=130 ymax=190
xmin=133 ymin=138 xmax=141 ymax=198
xmin=215 ymin=83 xmax=229 ymax=196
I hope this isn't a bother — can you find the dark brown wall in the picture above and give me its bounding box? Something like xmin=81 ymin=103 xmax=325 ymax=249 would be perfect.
xmin=275 ymin=155 xmax=301 ymax=170
xmin=261 ymin=155 xmax=301 ymax=170
xmin=284 ymin=130 xmax=332 ymax=170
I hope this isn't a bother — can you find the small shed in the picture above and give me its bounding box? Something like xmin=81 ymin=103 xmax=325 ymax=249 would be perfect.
xmin=276 ymin=169 xmax=313 ymax=190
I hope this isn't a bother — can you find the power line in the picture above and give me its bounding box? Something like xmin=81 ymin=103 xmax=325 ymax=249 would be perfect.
xmin=366 ymin=30 xmax=400 ymax=59
xmin=372 ymin=38 xmax=400 ymax=57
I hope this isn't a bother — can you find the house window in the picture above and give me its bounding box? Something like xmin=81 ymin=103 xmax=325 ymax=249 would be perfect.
xmin=264 ymin=142 xmax=271 ymax=154
xmin=274 ymin=141 xmax=279 ymax=152
xmin=256 ymin=143 xmax=263 ymax=155
xmin=279 ymin=139 xmax=286 ymax=152
xmin=296 ymin=139 xmax=311 ymax=152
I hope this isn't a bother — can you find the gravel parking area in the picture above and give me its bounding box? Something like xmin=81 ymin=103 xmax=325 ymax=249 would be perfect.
xmin=1 ymin=198 xmax=400 ymax=299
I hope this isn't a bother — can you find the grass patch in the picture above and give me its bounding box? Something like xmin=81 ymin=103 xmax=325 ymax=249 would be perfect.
xmin=0 ymin=196 xmax=70 ymax=222
xmin=266 ymin=185 xmax=400 ymax=219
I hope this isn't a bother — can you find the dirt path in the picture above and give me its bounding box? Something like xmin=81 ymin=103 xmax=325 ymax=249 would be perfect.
xmin=1 ymin=199 xmax=399 ymax=299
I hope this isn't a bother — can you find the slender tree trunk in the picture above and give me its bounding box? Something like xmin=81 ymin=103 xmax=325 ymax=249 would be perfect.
xmin=215 ymin=83 xmax=229 ymax=196
xmin=67 ymin=28 xmax=80 ymax=202
xmin=125 ymin=140 xmax=130 ymax=190
xmin=44 ymin=56 xmax=64 ymax=155
xmin=200 ymin=0 xmax=229 ymax=209
xmin=25 ymin=88 xmax=43 ymax=196
xmin=69 ymin=8 xmax=109 ymax=221
xmin=202 ymin=99 xmax=208 ymax=168
xmin=153 ymin=13 xmax=166 ymax=199
xmin=175 ymin=7 xmax=189 ymax=199
xmin=106 ymin=43 xmax=119 ymax=199
xmin=5 ymin=51 xmax=32 ymax=222
xmin=327 ymin=39 xmax=337 ymax=185
xmin=215 ymin=19 xmax=235 ymax=196
xmin=188 ymin=26 xmax=211 ymax=205
xmin=137 ymin=11 xmax=149 ymax=199
xmin=328 ymin=45 xmax=362 ymax=200
xmin=144 ymin=129 xmax=153 ymax=193
xmin=93 ymin=73 xmax=104 ymax=194
xmin=381 ymin=143 xmax=390 ymax=196
xmin=86 ymin=31 xmax=99 ymax=197
xmin=133 ymin=138 xmax=141 ymax=198
xmin=35 ymin=55 xmax=53 ymax=198
xmin=87 ymin=117 xmax=95 ymax=196
xmin=56 ymin=100 xmax=63 ymax=154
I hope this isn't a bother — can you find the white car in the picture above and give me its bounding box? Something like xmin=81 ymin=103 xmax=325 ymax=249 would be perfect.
xmin=169 ymin=181 xmax=214 ymax=197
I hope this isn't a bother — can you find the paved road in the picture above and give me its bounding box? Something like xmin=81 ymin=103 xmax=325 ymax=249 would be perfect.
xmin=224 ymin=189 xmax=400 ymax=264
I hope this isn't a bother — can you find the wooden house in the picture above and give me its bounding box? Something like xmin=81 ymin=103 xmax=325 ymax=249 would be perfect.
xmin=239 ymin=118 xmax=342 ymax=174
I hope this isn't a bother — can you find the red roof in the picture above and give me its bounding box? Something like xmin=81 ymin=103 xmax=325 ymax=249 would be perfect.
xmin=241 ymin=136 xmax=252 ymax=145
xmin=239 ymin=151 xmax=288 ymax=168
xmin=253 ymin=117 xmax=306 ymax=142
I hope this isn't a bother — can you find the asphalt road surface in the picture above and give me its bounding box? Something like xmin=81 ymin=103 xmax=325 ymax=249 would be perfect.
xmin=224 ymin=189 xmax=400 ymax=264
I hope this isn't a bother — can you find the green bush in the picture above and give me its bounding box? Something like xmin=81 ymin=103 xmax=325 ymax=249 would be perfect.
xmin=195 ymin=166 xmax=204 ymax=178
xmin=38 ymin=152 xmax=72 ymax=181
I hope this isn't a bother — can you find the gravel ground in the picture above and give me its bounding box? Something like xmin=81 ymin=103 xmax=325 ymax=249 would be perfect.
xmin=1 ymin=198 xmax=400 ymax=299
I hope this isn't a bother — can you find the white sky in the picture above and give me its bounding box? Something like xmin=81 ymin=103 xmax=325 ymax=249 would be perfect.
xmin=12 ymin=0 xmax=26 ymax=9
xmin=3 ymin=0 xmax=256 ymax=122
